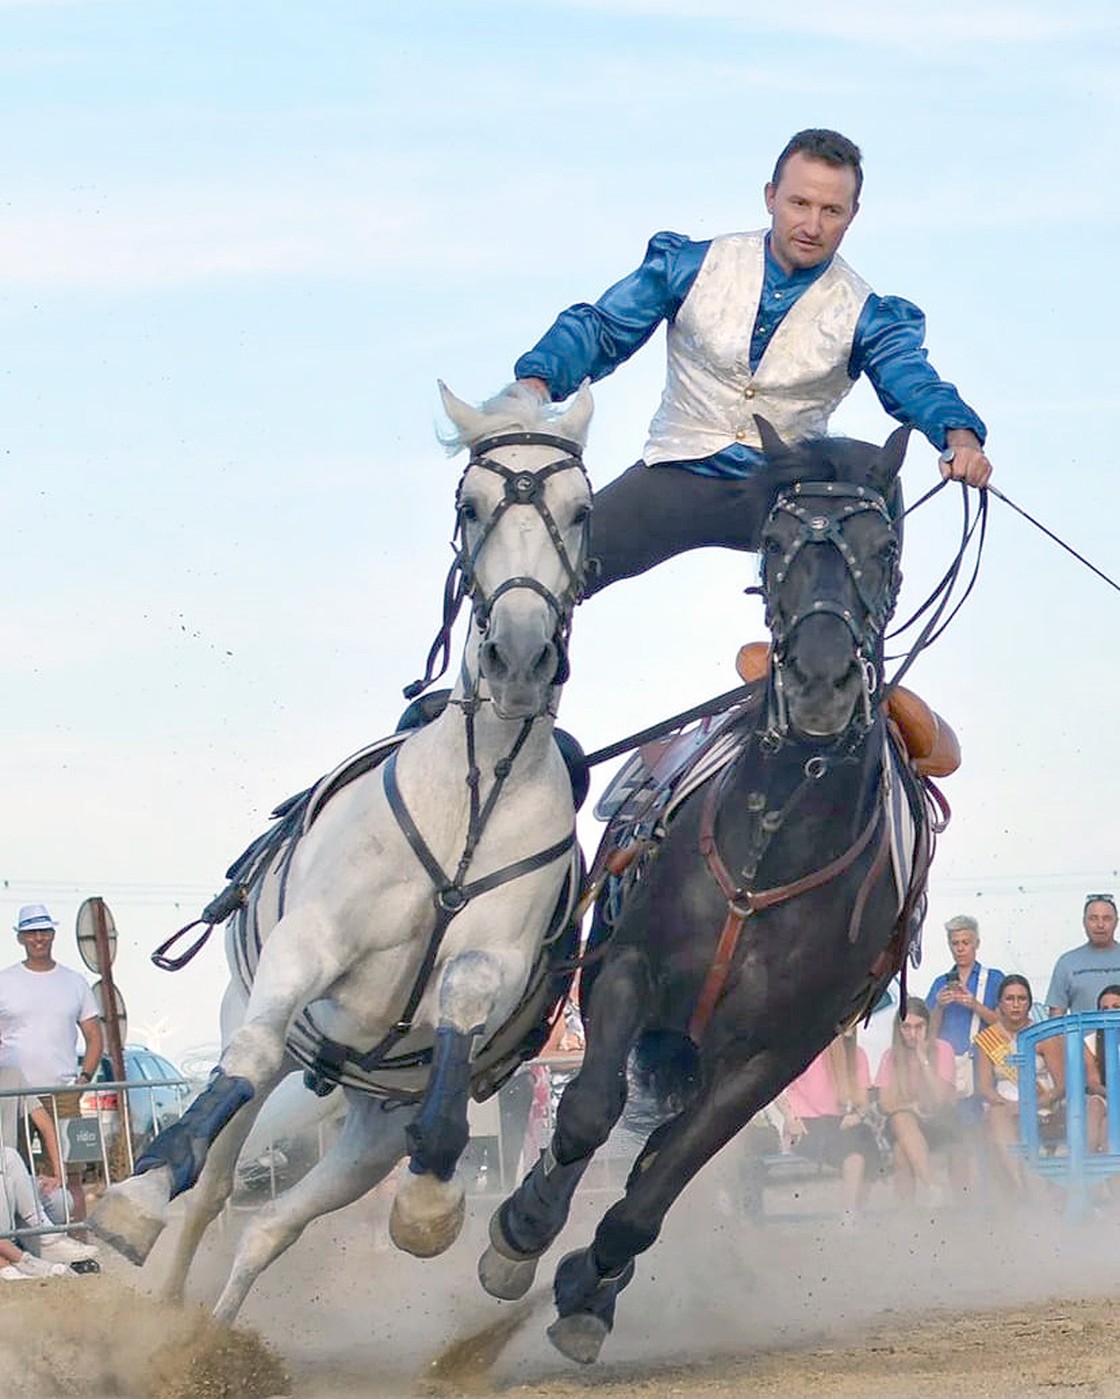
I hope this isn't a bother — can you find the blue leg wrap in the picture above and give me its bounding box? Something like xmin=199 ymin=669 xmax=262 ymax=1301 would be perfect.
xmin=406 ymin=1026 xmax=472 ymax=1182
xmin=135 ymin=1069 xmax=254 ymax=1199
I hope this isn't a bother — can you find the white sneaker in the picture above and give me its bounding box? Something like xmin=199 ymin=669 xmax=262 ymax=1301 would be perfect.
xmin=40 ymin=1234 xmax=99 ymax=1264
xmin=0 ymin=1265 xmax=29 ymax=1281
xmin=15 ymin=1252 xmax=68 ymax=1279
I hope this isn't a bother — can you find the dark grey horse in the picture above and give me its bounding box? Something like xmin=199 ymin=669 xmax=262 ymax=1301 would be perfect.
xmin=479 ymin=422 xmax=934 ymax=1363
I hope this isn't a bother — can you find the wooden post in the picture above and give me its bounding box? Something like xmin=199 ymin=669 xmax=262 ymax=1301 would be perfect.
xmin=91 ymin=897 xmax=126 ymax=1084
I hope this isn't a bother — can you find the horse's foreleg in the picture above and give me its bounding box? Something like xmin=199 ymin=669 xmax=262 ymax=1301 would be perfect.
xmin=159 ymin=1064 xmax=286 ymax=1304
xmin=93 ymin=908 xmax=338 ymax=1263
xmin=547 ymin=1047 xmax=792 ymax=1365
xmin=479 ymin=948 xmax=651 ymax=1302
xmin=213 ymin=1093 xmax=410 ymax=1325
xmin=390 ymin=949 xmax=504 ymax=1258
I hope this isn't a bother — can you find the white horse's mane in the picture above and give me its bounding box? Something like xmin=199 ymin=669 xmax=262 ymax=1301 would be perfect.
xmin=440 ymin=381 xmax=587 ymax=455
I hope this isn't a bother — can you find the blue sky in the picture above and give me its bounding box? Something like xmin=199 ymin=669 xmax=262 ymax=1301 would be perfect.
xmin=2 ymin=0 xmax=1118 ymax=1060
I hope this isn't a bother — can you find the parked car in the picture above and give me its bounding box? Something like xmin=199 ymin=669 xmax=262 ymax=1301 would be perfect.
xmin=80 ymin=1044 xmax=192 ymax=1155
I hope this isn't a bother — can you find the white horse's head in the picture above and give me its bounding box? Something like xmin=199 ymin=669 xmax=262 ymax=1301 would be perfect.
xmin=439 ymin=382 xmax=594 ymax=720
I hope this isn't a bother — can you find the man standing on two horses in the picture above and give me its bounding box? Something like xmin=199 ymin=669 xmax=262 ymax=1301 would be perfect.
xmin=515 ymin=128 xmax=992 ymax=593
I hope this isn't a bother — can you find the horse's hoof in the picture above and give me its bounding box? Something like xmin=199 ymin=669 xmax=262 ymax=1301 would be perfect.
xmin=478 ymin=1246 xmax=539 ymax=1300
xmin=389 ymin=1174 xmax=465 ymax=1258
xmin=546 ymin=1312 xmax=609 ymax=1365
xmin=477 ymin=1206 xmax=541 ymax=1299
xmin=88 ymin=1167 xmax=173 ymax=1265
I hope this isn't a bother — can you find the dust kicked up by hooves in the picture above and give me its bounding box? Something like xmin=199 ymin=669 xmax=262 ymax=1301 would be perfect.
xmin=0 ymin=1271 xmax=290 ymax=1399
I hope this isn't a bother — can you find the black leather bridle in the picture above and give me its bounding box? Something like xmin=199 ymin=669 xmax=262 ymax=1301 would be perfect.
xmin=405 ymin=431 xmax=591 ymax=701
xmin=759 ymin=480 xmax=900 ymax=736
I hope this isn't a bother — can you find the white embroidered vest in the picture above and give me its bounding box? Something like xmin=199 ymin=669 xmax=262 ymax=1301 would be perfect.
xmin=643 ymin=231 xmax=872 ymax=464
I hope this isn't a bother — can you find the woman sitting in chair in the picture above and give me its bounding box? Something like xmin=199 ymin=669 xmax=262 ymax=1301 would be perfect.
xmin=975 ymin=974 xmax=1066 ymax=1196
xmin=875 ymin=997 xmax=958 ymax=1206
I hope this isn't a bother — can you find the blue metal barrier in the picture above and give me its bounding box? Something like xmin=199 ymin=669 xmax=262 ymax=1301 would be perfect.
xmin=1011 ymin=1011 xmax=1120 ymax=1217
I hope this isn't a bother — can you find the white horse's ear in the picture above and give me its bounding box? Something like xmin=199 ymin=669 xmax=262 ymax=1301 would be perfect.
xmin=438 ymin=381 xmax=490 ymax=445
xmin=555 ymin=379 xmax=594 ymax=447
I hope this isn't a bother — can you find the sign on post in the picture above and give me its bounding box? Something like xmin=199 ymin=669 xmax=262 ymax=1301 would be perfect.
xmin=76 ymin=898 xmax=116 ymax=974
xmin=89 ymin=979 xmax=129 ymax=1048
xmin=75 ymin=897 xmax=126 ymax=1084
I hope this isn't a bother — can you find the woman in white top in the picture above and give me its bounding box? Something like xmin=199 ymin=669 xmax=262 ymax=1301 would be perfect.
xmin=975 ymin=974 xmax=1065 ymax=1196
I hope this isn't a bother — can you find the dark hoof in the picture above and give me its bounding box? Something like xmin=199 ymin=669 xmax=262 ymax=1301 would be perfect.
xmin=478 ymin=1209 xmax=541 ymax=1300
xmin=547 ymin=1312 xmax=609 ymax=1365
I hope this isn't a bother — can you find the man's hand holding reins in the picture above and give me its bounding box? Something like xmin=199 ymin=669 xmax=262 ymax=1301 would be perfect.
xmin=940 ymin=428 xmax=992 ymax=488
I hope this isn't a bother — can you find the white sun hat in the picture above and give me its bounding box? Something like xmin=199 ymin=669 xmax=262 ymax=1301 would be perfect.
xmin=13 ymin=904 xmax=58 ymax=935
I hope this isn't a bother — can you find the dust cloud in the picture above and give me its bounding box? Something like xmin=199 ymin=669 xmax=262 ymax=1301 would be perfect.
xmin=6 ymin=1145 xmax=1120 ymax=1398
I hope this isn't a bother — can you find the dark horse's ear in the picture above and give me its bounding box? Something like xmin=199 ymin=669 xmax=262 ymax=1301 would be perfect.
xmin=869 ymin=424 xmax=911 ymax=496
xmin=753 ymin=415 xmax=788 ymax=460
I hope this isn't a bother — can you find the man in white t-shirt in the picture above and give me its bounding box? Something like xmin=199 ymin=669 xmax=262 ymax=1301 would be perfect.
xmin=0 ymin=904 xmax=103 ymax=1224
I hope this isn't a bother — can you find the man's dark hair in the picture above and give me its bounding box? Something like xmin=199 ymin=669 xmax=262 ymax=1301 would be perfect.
xmin=771 ymin=129 xmax=863 ymax=202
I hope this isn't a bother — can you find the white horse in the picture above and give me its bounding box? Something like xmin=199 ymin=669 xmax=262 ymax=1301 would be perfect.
xmin=91 ymin=382 xmax=594 ymax=1323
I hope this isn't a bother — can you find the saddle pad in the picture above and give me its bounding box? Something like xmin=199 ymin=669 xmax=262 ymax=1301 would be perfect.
xmin=884 ymin=730 xmax=916 ymax=919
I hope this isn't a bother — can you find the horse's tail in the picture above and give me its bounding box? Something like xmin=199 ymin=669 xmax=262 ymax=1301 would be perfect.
xmin=630 ymin=1029 xmax=700 ymax=1117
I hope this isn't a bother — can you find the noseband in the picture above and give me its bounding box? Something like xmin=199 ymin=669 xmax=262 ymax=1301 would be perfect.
xmin=405 ymin=431 xmax=590 ymax=700
xmin=761 ymin=480 xmax=899 ymax=735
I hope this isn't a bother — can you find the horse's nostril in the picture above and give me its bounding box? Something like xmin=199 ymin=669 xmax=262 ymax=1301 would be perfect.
xmin=481 ymin=640 xmax=509 ymax=680
xmin=530 ymin=643 xmax=557 ymax=682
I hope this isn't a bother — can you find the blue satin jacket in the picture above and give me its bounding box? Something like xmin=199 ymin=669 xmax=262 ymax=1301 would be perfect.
xmin=515 ymin=231 xmax=987 ymax=479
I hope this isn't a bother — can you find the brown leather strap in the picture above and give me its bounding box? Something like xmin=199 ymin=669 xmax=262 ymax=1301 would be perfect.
xmin=690 ymin=780 xmax=884 ymax=1043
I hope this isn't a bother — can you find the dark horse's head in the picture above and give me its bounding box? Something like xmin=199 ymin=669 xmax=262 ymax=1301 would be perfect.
xmin=755 ymin=418 xmax=908 ymax=740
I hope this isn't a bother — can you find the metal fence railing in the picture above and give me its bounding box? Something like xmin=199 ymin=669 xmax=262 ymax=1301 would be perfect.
xmin=0 ymin=1075 xmax=191 ymax=1243
xmin=1012 ymin=1011 xmax=1120 ymax=1219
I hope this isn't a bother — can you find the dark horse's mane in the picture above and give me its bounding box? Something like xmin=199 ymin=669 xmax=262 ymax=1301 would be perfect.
xmin=758 ymin=430 xmax=906 ymax=503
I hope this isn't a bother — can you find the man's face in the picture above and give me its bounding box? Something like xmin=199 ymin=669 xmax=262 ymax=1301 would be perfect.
xmin=765 ymin=152 xmax=859 ymax=275
xmin=1084 ymin=900 xmax=1118 ymax=947
xmin=19 ymin=928 xmax=54 ymax=962
xmin=948 ymin=929 xmax=978 ymax=968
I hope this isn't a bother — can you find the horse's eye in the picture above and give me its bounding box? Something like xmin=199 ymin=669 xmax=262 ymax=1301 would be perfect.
xmin=761 ymin=535 xmax=782 ymax=556
xmin=459 ymin=500 xmax=479 ymax=524
xmin=570 ymin=504 xmax=590 ymax=528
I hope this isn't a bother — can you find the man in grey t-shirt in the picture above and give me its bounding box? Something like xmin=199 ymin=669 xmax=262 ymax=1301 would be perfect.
xmin=1046 ymin=895 xmax=1120 ymax=1015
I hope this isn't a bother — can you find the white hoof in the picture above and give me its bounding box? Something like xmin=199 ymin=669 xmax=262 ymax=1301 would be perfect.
xmin=89 ymin=1167 xmax=173 ymax=1266
xmin=477 ymin=1208 xmax=541 ymax=1300
xmin=547 ymin=1312 xmax=609 ymax=1365
xmin=389 ymin=1172 xmax=465 ymax=1258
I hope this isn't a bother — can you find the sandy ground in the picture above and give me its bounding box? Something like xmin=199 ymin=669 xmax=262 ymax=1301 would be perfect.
xmin=6 ymin=1157 xmax=1120 ymax=1398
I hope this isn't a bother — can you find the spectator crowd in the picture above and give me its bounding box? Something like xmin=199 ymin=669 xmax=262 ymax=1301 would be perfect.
xmin=765 ymin=895 xmax=1120 ymax=1223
